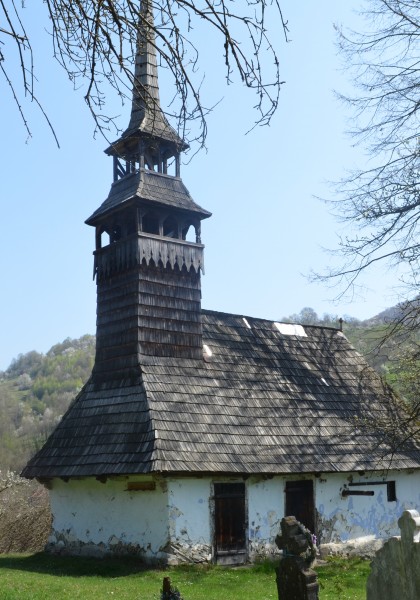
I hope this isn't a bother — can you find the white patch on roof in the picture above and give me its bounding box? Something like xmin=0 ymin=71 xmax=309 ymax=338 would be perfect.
xmin=274 ymin=322 xmax=307 ymax=337
xmin=203 ymin=344 xmax=213 ymax=357
xmin=321 ymin=377 xmax=329 ymax=386
xmin=242 ymin=318 xmax=251 ymax=329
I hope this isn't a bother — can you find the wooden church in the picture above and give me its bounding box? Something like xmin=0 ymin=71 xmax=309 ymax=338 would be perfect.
xmin=22 ymin=1 xmax=420 ymax=564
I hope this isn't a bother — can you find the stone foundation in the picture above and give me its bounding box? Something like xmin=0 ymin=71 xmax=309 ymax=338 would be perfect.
xmin=320 ymin=538 xmax=385 ymax=559
xmin=46 ymin=531 xmax=211 ymax=565
xmin=248 ymin=540 xmax=281 ymax=562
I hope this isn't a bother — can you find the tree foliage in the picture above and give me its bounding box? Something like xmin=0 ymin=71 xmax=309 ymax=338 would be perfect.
xmin=0 ymin=335 xmax=95 ymax=471
xmin=282 ymin=306 xmax=360 ymax=328
xmin=0 ymin=0 xmax=288 ymax=148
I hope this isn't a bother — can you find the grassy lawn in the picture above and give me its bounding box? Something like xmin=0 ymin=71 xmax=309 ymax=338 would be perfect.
xmin=0 ymin=553 xmax=370 ymax=600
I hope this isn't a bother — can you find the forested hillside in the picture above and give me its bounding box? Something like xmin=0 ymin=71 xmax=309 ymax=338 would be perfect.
xmin=0 ymin=336 xmax=95 ymax=471
xmin=0 ymin=308 xmax=414 ymax=472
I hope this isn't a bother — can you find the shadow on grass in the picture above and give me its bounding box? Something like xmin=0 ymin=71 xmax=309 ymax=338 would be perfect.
xmin=0 ymin=552 xmax=156 ymax=578
xmin=0 ymin=553 xmax=275 ymax=585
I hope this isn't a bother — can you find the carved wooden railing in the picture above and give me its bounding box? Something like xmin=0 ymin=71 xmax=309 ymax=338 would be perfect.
xmin=94 ymin=232 xmax=204 ymax=279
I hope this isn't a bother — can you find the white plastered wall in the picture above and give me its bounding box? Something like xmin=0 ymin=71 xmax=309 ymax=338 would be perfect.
xmin=316 ymin=470 xmax=420 ymax=545
xmin=47 ymin=469 xmax=420 ymax=561
xmin=167 ymin=478 xmax=211 ymax=543
xmin=49 ymin=475 xmax=169 ymax=559
xmin=247 ymin=476 xmax=284 ymax=558
xmin=166 ymin=478 xmax=212 ymax=561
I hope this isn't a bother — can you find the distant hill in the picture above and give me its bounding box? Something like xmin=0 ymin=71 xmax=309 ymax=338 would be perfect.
xmin=364 ymin=305 xmax=403 ymax=325
xmin=0 ymin=336 xmax=95 ymax=471
xmin=0 ymin=304 xmax=414 ymax=472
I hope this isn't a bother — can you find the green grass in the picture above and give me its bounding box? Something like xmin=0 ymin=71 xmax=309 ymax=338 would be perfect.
xmin=0 ymin=554 xmax=369 ymax=599
xmin=317 ymin=557 xmax=370 ymax=600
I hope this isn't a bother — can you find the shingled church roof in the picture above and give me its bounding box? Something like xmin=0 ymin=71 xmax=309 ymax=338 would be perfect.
xmin=22 ymin=1 xmax=420 ymax=484
xmin=22 ymin=310 xmax=420 ymax=479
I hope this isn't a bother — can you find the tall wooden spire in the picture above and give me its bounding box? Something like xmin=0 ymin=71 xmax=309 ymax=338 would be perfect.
xmin=103 ymin=0 xmax=186 ymax=174
xmin=124 ymin=0 xmax=182 ymax=145
xmin=85 ymin=0 xmax=211 ymax=380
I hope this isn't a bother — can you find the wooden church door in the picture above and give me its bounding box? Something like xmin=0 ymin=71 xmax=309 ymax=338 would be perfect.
xmin=214 ymin=482 xmax=247 ymax=564
xmin=285 ymin=480 xmax=315 ymax=534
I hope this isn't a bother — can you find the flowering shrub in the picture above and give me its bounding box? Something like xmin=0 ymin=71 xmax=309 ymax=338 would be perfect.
xmin=0 ymin=470 xmax=51 ymax=553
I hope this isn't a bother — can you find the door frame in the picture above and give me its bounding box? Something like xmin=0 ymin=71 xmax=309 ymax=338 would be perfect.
xmin=212 ymin=481 xmax=247 ymax=565
xmin=284 ymin=479 xmax=316 ymax=535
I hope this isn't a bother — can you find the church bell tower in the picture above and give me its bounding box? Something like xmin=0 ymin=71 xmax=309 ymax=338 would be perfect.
xmin=85 ymin=0 xmax=211 ymax=381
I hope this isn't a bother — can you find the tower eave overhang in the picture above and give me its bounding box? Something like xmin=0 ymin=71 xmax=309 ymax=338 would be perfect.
xmin=104 ymin=124 xmax=188 ymax=159
xmin=85 ymin=170 xmax=211 ymax=227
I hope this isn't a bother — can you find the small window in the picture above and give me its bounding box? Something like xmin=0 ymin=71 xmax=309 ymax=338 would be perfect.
xmin=387 ymin=481 xmax=397 ymax=502
xmin=144 ymin=151 xmax=155 ymax=171
xmin=162 ymin=154 xmax=177 ymax=176
xmin=126 ymin=220 xmax=137 ymax=236
xmin=343 ymin=480 xmax=397 ymax=501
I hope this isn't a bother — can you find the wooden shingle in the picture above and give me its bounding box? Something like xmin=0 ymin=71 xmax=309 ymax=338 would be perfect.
xmin=22 ymin=310 xmax=420 ymax=479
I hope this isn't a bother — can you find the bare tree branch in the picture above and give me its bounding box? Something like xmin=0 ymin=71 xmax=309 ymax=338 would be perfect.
xmin=0 ymin=0 xmax=288 ymax=149
xmin=314 ymin=1 xmax=420 ymax=448
xmin=313 ymin=2 xmax=420 ymax=298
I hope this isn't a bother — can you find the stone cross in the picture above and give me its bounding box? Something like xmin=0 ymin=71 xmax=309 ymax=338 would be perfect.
xmin=275 ymin=516 xmax=319 ymax=600
xmin=367 ymin=509 xmax=420 ymax=600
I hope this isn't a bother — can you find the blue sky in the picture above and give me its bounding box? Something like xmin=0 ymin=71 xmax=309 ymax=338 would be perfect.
xmin=0 ymin=1 xmax=402 ymax=370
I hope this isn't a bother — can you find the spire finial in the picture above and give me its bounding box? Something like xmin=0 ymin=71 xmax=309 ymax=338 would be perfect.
xmin=126 ymin=0 xmax=161 ymax=132
xmin=121 ymin=0 xmax=184 ymax=147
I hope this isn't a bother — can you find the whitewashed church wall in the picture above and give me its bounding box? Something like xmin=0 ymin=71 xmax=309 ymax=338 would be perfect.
xmin=48 ymin=476 xmax=169 ymax=561
xmin=316 ymin=470 xmax=420 ymax=550
xmin=245 ymin=472 xmax=420 ymax=556
xmin=46 ymin=469 xmax=420 ymax=562
xmin=247 ymin=477 xmax=284 ymax=559
xmin=166 ymin=478 xmax=212 ymax=562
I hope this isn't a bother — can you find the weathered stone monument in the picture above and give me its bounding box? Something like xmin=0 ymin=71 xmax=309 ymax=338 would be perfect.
xmin=161 ymin=577 xmax=183 ymax=600
xmin=275 ymin=516 xmax=319 ymax=600
xmin=367 ymin=509 xmax=420 ymax=600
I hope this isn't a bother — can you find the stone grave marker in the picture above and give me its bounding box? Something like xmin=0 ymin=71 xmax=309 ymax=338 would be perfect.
xmin=275 ymin=515 xmax=319 ymax=600
xmin=367 ymin=509 xmax=420 ymax=600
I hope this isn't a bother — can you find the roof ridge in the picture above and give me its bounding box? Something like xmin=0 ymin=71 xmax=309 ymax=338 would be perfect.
xmin=201 ymin=308 xmax=340 ymax=332
xmin=142 ymin=376 xmax=164 ymax=470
